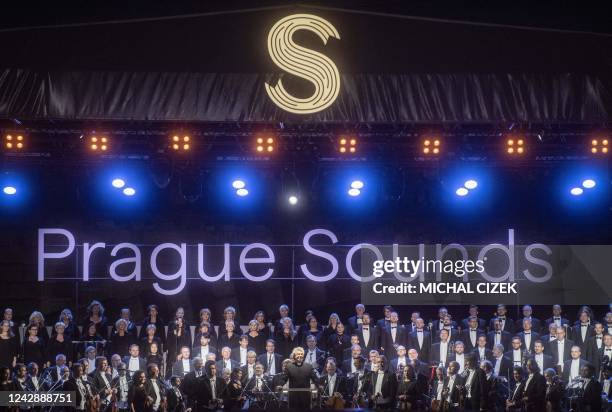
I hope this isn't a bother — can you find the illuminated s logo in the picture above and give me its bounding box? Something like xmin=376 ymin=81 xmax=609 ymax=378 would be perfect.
xmin=265 ymin=14 xmax=341 ymax=114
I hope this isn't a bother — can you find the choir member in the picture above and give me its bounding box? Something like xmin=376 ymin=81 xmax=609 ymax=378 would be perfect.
xmin=487 ymin=318 xmax=511 ymax=350
xmin=257 ymin=339 xmax=282 ymax=375
xmin=518 ymin=318 xmax=540 ymax=352
xmin=604 ymin=311 xmax=612 ymax=336
xmin=195 ymin=321 xmax=218 ymax=350
xmin=343 ymin=335 xmax=361 ymax=362
xmin=172 ymin=346 xmax=193 ymax=377
xmin=273 ymin=304 xmax=290 ymax=332
xmin=141 ymin=324 xmax=163 ymax=357
xmin=532 ymin=339 xmax=554 ymax=373
xmin=561 ymin=345 xmax=589 ymax=384
xmin=197 ymin=308 xmax=217 ymax=340
xmin=146 ymin=341 xmax=164 ymax=368
xmin=28 ymin=311 xmax=50 ymax=343
xmin=381 ymin=312 xmax=408 ymax=356
xmin=356 ymin=313 xmax=379 ymax=353
xmin=79 ymin=323 xmax=106 ymax=358
xmin=376 ymin=305 xmax=393 ymax=330
xmin=139 ymin=304 xmax=165 ymax=344
xmin=505 ymin=336 xmax=528 ymax=368
xmin=460 ymin=316 xmax=483 ymax=352
xmin=342 ymin=344 xmax=365 ymax=375
xmin=275 ymin=317 xmax=298 ymax=359
xmin=218 ymin=306 xmax=240 ymax=337
xmin=216 ymin=346 xmax=239 ymax=378
xmin=327 ymin=322 xmax=351 ymax=365
xmin=346 ymin=303 xmax=366 ymax=332
xmin=217 ymin=321 xmax=240 ymax=350
xmin=452 ymin=341 xmax=467 ymax=373
xmin=246 ymin=319 xmax=266 ymax=354
xmin=0 ymin=319 xmax=18 ymax=368
xmin=433 ymin=314 xmax=459 ymax=343
xmin=166 ymin=309 xmax=191 ymax=374
xmin=572 ymin=309 xmax=595 ymax=352
xmin=230 ymin=334 xmax=252 ymax=366
xmin=110 ymin=318 xmax=135 ymax=358
xmin=544 ymin=304 xmax=570 ymax=330
xmin=299 ymin=315 xmax=323 ymax=347
xmin=431 ymin=307 xmax=457 ymax=332
xmin=303 ymin=334 xmax=326 ymax=372
xmin=431 ymin=328 xmax=452 ymax=367
xmin=23 ymin=323 xmax=45 ymax=367
xmin=253 ymin=310 xmax=271 ymax=338
xmin=192 ymin=332 xmax=216 ymax=360
xmin=473 ymin=334 xmax=492 ymax=364
xmin=407 ymin=317 xmax=431 ymax=362
xmin=585 ymin=322 xmax=605 ymax=376
xmin=82 ymin=300 xmax=108 ymax=339
xmin=59 ymin=308 xmax=78 ymax=342
xmin=489 ymin=304 xmax=514 ymax=333
xmin=541 ymin=322 xmax=559 ymax=344
xmin=2 ymin=308 xmax=20 ymax=346
xmin=461 ymin=305 xmax=487 ymax=331
xmin=549 ymin=326 xmax=574 ymax=369
xmin=516 ymin=304 xmax=542 ymax=333
xmin=491 ymin=344 xmax=512 ymax=383
xmin=123 ymin=343 xmax=146 ymax=379
xmin=322 ymin=313 xmax=341 ymax=346
xmin=389 ymin=344 xmax=409 ymax=373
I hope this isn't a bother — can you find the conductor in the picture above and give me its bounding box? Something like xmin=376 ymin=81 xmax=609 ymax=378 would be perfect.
xmin=282 ymin=347 xmax=318 ymax=409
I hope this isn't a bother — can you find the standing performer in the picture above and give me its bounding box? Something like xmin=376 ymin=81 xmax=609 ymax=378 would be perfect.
xmin=281 ymin=347 xmax=318 ymax=409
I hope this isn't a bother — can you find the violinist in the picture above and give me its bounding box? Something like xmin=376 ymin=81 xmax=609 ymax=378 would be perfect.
xmin=62 ymin=363 xmax=88 ymax=412
xmin=111 ymin=363 xmax=130 ymax=412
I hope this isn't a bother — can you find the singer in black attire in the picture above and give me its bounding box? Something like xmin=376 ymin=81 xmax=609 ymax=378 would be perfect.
xmin=281 ymin=347 xmax=318 ymax=409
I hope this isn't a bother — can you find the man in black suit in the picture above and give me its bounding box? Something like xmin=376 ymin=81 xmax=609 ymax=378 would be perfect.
xmin=367 ymin=355 xmax=397 ymax=409
xmin=505 ymin=366 xmax=525 ymax=411
xmin=346 ymin=303 xmax=366 ymax=332
xmin=431 ymin=328 xmax=453 ymax=367
xmin=181 ymin=357 xmax=204 ymax=410
xmin=522 ymin=358 xmax=546 ymax=411
xmin=343 ymin=335 xmax=361 ymax=362
xmin=487 ymin=319 xmax=511 ymax=351
xmin=479 ymin=360 xmax=501 ymax=411
xmin=516 ymin=305 xmax=542 ymax=334
xmin=431 ymin=307 xmax=458 ymax=332
xmin=407 ymin=318 xmax=431 ymax=362
xmin=461 ymin=305 xmax=487 ymax=331
xmin=407 ymin=348 xmax=428 ymax=375
xmin=572 ymin=309 xmax=595 ymax=353
xmin=389 ymin=345 xmax=409 ymax=374
xmin=123 ymin=343 xmax=147 ymax=379
xmin=473 ymin=335 xmax=493 ymax=363
xmin=216 ymin=346 xmax=240 ymax=378
xmin=544 ymin=304 xmax=570 ymax=330
xmin=110 ymin=363 xmax=130 ymax=411
xmin=166 ymin=375 xmax=185 ymax=412
xmin=579 ymin=363 xmax=603 ymax=412
xmin=463 ymin=355 xmax=486 ymax=411
xmin=380 ymin=311 xmax=407 ymax=357
xmin=491 ymin=344 xmax=513 ymax=380
xmin=548 ymin=326 xmax=574 ymax=369
xmin=318 ymin=358 xmax=346 ymax=400
xmin=561 ymin=345 xmax=590 ymax=384
xmin=432 ymin=314 xmax=459 ymax=343
xmin=356 ymin=313 xmax=379 ymax=352
xmin=230 ymin=335 xmax=253 ymax=367
xmin=518 ymin=318 xmax=540 ymax=352
xmin=196 ymin=361 xmax=226 ymax=410
xmin=442 ymin=361 xmax=464 ymax=408
xmin=172 ymin=346 xmax=193 ymax=377
xmin=585 ymin=322 xmax=606 ymax=377
xmin=304 ymin=334 xmax=326 ymax=373
xmin=540 ymin=322 xmax=559 ymax=345
xmin=257 ymin=339 xmax=283 ymax=375
xmin=505 ymin=336 xmax=527 ymax=368
xmin=89 ymin=356 xmax=113 ymax=405
xmin=376 ymin=306 xmax=394 ymax=330
xmin=460 ymin=316 xmax=484 ymax=352
xmin=531 ymin=340 xmax=553 ymax=374
xmin=342 ymin=344 xmax=366 ymax=375
xmin=62 ymin=363 xmax=87 ymax=412
xmin=282 ymin=348 xmax=319 ymax=409
xmin=489 ymin=304 xmax=514 ymax=334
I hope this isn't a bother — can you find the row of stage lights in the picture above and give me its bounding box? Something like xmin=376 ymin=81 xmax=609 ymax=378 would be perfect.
xmin=3 ymin=132 xmax=610 ymax=157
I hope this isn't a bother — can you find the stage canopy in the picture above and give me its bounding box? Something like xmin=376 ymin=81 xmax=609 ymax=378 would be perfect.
xmin=0 ymin=5 xmax=611 ymax=124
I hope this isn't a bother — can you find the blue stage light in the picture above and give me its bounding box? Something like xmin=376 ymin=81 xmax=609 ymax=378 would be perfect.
xmin=232 ymin=180 xmax=246 ymax=190
xmin=464 ymin=179 xmax=478 ymax=190
xmin=350 ymin=180 xmax=364 ymax=190
xmin=123 ymin=187 xmax=136 ymax=196
xmin=455 ymin=187 xmax=469 ymax=196
xmin=570 ymin=187 xmax=583 ymax=196
xmin=2 ymin=186 xmax=16 ymax=195
xmin=112 ymin=178 xmax=126 ymax=188
xmin=582 ymin=179 xmax=596 ymax=189
xmin=288 ymin=195 xmax=298 ymax=205
xmin=236 ymin=188 xmax=249 ymax=197
xmin=348 ymin=188 xmax=361 ymax=197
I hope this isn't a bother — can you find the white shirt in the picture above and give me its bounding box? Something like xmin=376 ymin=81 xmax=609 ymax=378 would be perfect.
xmin=439 ymin=341 xmax=448 ymax=365
xmin=267 ymin=353 xmax=276 ymax=375
xmin=31 ymin=376 xmax=39 ymax=390
xmin=580 ymin=324 xmax=588 ymax=342
xmin=210 ymin=378 xmax=217 ymax=399
xmin=128 ymin=357 xmax=140 ymax=372
xmin=255 ymin=376 xmax=263 ymax=390
xmin=595 ymin=335 xmax=603 ymax=349
xmin=523 ymin=332 xmax=532 ymax=349
xmin=512 ymin=349 xmax=522 ymax=365
xmin=525 ymin=373 xmax=534 ymax=391
xmin=553 ymin=317 xmax=562 ymax=327
xmin=239 ymin=347 xmax=248 ymax=366
xmin=455 ymin=353 xmax=465 ymax=373
xmin=223 ymin=359 xmax=232 ymax=372
xmin=397 ymin=356 xmax=406 ymax=368
xmin=76 ymin=379 xmax=87 ymax=410
xmin=494 ymin=357 xmax=502 ymax=376
xmin=469 ymin=330 xmax=477 ymax=347
xmin=374 ymin=371 xmax=384 ymax=396
xmin=436 ymin=380 xmax=444 ymax=400
xmin=604 ymin=346 xmax=612 ymax=359
xmin=556 ymin=340 xmax=565 ymax=366
xmin=182 ymin=359 xmax=191 ymax=374
xmin=350 ymin=359 xmax=357 ymax=373
xmin=86 ymin=359 xmax=96 ymax=374
xmin=446 ymin=375 xmax=456 ymax=402
xmin=247 ymin=364 xmax=254 ymax=379
xmin=390 ymin=325 xmax=398 ymax=342
xmin=494 ymin=332 xmax=502 ymax=346
xmin=535 ymin=353 xmax=544 ymax=373
xmin=198 ymin=346 xmax=210 ymax=359
xmin=478 ymin=347 xmax=486 ymax=360
xmin=327 ymin=374 xmax=336 ymax=396
xmin=465 ymin=369 xmax=475 ymax=397
xmin=570 ymin=359 xmax=580 ymax=381
xmin=362 ymin=327 xmax=371 ymax=346
xmin=306 ymin=350 xmax=317 ymax=365
xmin=151 ymin=379 xmax=161 ymax=410
xmin=416 ymin=329 xmax=424 ymax=348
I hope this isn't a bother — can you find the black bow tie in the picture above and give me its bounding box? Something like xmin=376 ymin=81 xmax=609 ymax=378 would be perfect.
xmin=499 ymin=317 xmax=506 ymax=320
xmin=581 ymin=323 xmax=589 ymax=327
xmin=596 ymin=336 xmax=602 ymax=339
xmin=524 ymin=332 xmax=531 ymax=335
xmin=554 ymin=317 xmax=560 ymax=320
xmin=495 ymin=332 xmax=501 ymax=334
xmin=391 ymin=327 xmax=397 ymax=329
xmin=417 ymin=330 xmax=423 ymax=333
xmin=363 ymin=327 xmax=369 ymax=330
xmin=470 ymin=329 xmax=477 ymax=332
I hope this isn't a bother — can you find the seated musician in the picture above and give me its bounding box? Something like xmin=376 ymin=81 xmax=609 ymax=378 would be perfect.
xmin=318 ymin=358 xmax=346 ymax=406
xmin=225 ymin=368 xmax=245 ymax=410
xmin=367 ymin=355 xmax=397 ymax=409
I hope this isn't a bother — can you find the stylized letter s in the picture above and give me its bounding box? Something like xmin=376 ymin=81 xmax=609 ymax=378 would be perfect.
xmin=266 ymin=14 xmax=340 ymax=114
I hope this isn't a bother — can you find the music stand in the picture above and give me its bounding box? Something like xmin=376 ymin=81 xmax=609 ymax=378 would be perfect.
xmin=281 ymin=388 xmax=318 ymax=409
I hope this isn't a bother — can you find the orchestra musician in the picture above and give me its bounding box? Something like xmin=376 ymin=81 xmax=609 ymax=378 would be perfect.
xmin=506 ymin=366 xmax=525 ymax=411
xmin=165 ymin=376 xmax=186 ymax=412
xmin=366 ymin=355 xmax=397 ymax=409
xmin=195 ymin=360 xmax=226 ymax=411
xmin=543 ymin=368 xmax=563 ymax=412
xmin=578 ymin=363 xmax=602 ymax=411
xmin=62 ymin=363 xmax=88 ymax=412
xmin=111 ymin=363 xmax=130 ymax=412
xmin=89 ymin=356 xmax=114 ymax=409
xmin=144 ymin=363 xmax=166 ymax=412
xmin=522 ymin=358 xmax=547 ymax=411
xmin=318 ymin=358 xmax=346 ymax=408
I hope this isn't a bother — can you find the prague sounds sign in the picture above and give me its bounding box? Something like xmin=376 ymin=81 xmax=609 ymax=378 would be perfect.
xmin=265 ymin=14 xmax=341 ymax=114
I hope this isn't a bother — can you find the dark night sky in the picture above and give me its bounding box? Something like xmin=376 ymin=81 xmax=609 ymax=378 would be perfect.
xmin=1 ymin=1 xmax=611 ymax=34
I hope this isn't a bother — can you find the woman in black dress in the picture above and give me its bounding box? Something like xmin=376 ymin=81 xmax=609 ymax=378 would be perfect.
xmin=198 ymin=308 xmax=217 ymax=340
xmin=145 ymin=342 xmax=163 ymax=369
xmin=3 ymin=307 xmax=21 ymax=346
xmin=300 ymin=316 xmax=324 ymax=347
xmin=46 ymin=321 xmax=74 ymax=364
xmin=0 ymin=320 xmax=18 ymax=368
xmin=321 ymin=313 xmax=340 ymax=351
xmin=139 ymin=304 xmax=165 ymax=345
xmin=81 ymin=300 xmax=108 ymax=339
xmin=218 ymin=306 xmax=240 ymax=337
xmin=23 ymin=323 xmax=45 ymax=367
xmin=59 ymin=309 xmax=78 ymax=342
xmin=128 ymin=370 xmax=149 ymax=412
xmin=141 ymin=324 xmax=163 ymax=357
xmin=28 ymin=311 xmax=50 ymax=344
xmin=397 ymin=364 xmax=419 ymax=410
xmin=276 ymin=317 xmax=298 ymax=359
xmin=78 ymin=323 xmax=106 ymax=359
xmin=253 ymin=310 xmax=271 ymax=339
xmin=246 ymin=320 xmax=266 ymax=355
xmin=166 ymin=308 xmax=191 ymax=375
xmin=326 ymin=323 xmax=351 ymax=365
xmin=111 ymin=318 xmax=135 ymax=358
